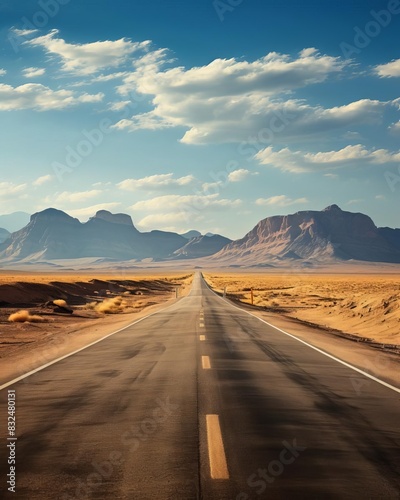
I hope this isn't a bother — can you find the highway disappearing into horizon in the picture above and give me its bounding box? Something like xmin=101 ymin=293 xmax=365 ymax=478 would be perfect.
xmin=1 ymin=272 xmax=399 ymax=499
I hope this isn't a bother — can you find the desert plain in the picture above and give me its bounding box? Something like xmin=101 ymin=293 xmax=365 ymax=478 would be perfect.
xmin=1 ymin=269 xmax=399 ymax=386
xmin=204 ymin=272 xmax=400 ymax=346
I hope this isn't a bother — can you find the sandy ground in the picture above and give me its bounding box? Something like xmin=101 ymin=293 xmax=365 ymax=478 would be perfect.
xmin=0 ymin=272 xmax=193 ymax=385
xmin=204 ymin=273 xmax=400 ymax=346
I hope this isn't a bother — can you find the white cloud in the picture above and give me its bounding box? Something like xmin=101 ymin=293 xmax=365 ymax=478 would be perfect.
xmin=389 ymin=121 xmax=400 ymax=134
xmin=0 ymin=83 xmax=103 ymax=111
xmin=375 ymin=59 xmax=400 ymax=78
xmin=375 ymin=195 xmax=386 ymax=200
xmin=202 ymin=181 xmax=223 ymax=192
xmin=33 ymin=174 xmax=52 ymax=186
xmin=22 ymin=67 xmax=45 ymax=78
xmin=256 ymin=195 xmax=308 ymax=207
xmin=113 ymin=48 xmax=356 ymax=143
xmin=67 ymin=202 xmax=121 ymax=219
xmin=0 ymin=181 xmax=29 ymax=213
xmin=11 ymin=28 xmax=38 ymax=37
xmin=0 ymin=69 xmax=6 ymax=76
xmin=136 ymin=212 xmax=194 ymax=231
xmin=255 ymin=144 xmax=400 ymax=173
xmin=117 ymin=173 xmax=195 ymax=191
xmin=92 ymin=181 xmax=112 ymax=188
xmin=343 ymin=130 xmax=362 ymax=140
xmin=130 ymin=193 xmax=242 ymax=213
xmin=93 ymin=72 xmax=129 ymax=83
xmin=304 ymin=145 xmax=372 ymax=163
xmin=13 ymin=31 xmax=387 ymax=145
xmin=113 ymin=113 xmax=173 ymax=131
xmin=26 ymin=29 xmax=150 ymax=75
xmin=120 ymin=47 xmax=345 ymax=98
xmin=115 ymin=93 xmax=386 ymax=145
xmin=108 ymin=100 xmax=131 ymax=112
xmin=346 ymin=199 xmax=364 ymax=205
xmin=228 ymin=169 xmax=257 ymax=182
xmin=46 ymin=190 xmax=103 ymax=204
xmin=0 ymin=182 xmax=27 ymax=199
xmin=130 ymin=193 xmax=241 ymax=231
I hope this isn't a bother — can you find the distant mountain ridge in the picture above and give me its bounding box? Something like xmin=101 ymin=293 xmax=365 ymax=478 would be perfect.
xmin=0 ymin=205 xmax=399 ymax=265
xmin=172 ymin=234 xmax=232 ymax=259
xmin=212 ymin=205 xmax=400 ymax=264
xmin=180 ymin=230 xmax=202 ymax=240
xmin=0 ymin=208 xmax=228 ymax=262
xmin=0 ymin=212 xmax=30 ymax=232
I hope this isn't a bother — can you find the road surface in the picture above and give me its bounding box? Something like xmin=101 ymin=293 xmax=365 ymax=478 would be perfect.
xmin=1 ymin=272 xmax=400 ymax=499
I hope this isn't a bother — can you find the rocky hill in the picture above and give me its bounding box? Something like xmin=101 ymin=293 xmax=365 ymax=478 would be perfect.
xmin=211 ymin=205 xmax=400 ymax=264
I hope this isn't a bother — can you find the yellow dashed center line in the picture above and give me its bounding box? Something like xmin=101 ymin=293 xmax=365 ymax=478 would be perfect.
xmin=199 ymin=323 xmax=205 ymax=328
xmin=206 ymin=414 xmax=229 ymax=480
xmin=200 ymin=335 xmax=206 ymax=341
xmin=202 ymin=356 xmax=211 ymax=369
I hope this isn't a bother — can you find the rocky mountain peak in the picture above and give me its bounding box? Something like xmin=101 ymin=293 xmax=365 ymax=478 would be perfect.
xmin=323 ymin=204 xmax=342 ymax=212
xmin=92 ymin=210 xmax=134 ymax=226
xmin=30 ymin=208 xmax=76 ymax=222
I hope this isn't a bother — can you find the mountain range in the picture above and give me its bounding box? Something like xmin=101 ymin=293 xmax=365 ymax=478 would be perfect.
xmin=0 ymin=205 xmax=399 ymax=266
xmin=0 ymin=209 xmax=230 ymax=262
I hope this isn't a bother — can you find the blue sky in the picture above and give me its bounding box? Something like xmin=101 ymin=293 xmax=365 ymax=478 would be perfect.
xmin=0 ymin=0 xmax=399 ymax=238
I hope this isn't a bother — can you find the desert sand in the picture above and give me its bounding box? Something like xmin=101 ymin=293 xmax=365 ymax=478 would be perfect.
xmin=204 ymin=272 xmax=400 ymax=347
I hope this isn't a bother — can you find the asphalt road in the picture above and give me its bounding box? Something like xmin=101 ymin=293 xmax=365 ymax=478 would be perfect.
xmin=1 ymin=272 xmax=399 ymax=499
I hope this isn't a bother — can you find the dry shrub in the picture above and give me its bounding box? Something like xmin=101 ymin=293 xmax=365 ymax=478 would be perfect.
xmin=94 ymin=296 xmax=129 ymax=314
xmin=85 ymin=301 xmax=98 ymax=310
xmin=9 ymin=310 xmax=45 ymax=323
xmin=53 ymin=299 xmax=68 ymax=307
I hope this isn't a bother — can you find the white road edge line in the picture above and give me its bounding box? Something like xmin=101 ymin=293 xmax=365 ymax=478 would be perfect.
xmin=202 ymin=275 xmax=400 ymax=395
xmin=0 ymin=301 xmax=177 ymax=392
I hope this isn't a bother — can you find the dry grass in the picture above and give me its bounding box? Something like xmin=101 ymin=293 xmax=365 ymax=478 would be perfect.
xmin=85 ymin=296 xmax=132 ymax=314
xmin=8 ymin=310 xmax=45 ymax=323
xmin=204 ymin=273 xmax=400 ymax=345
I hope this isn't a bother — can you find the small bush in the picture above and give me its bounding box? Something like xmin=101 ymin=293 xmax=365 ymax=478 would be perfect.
xmin=9 ymin=310 xmax=45 ymax=323
xmin=95 ymin=296 xmax=128 ymax=314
